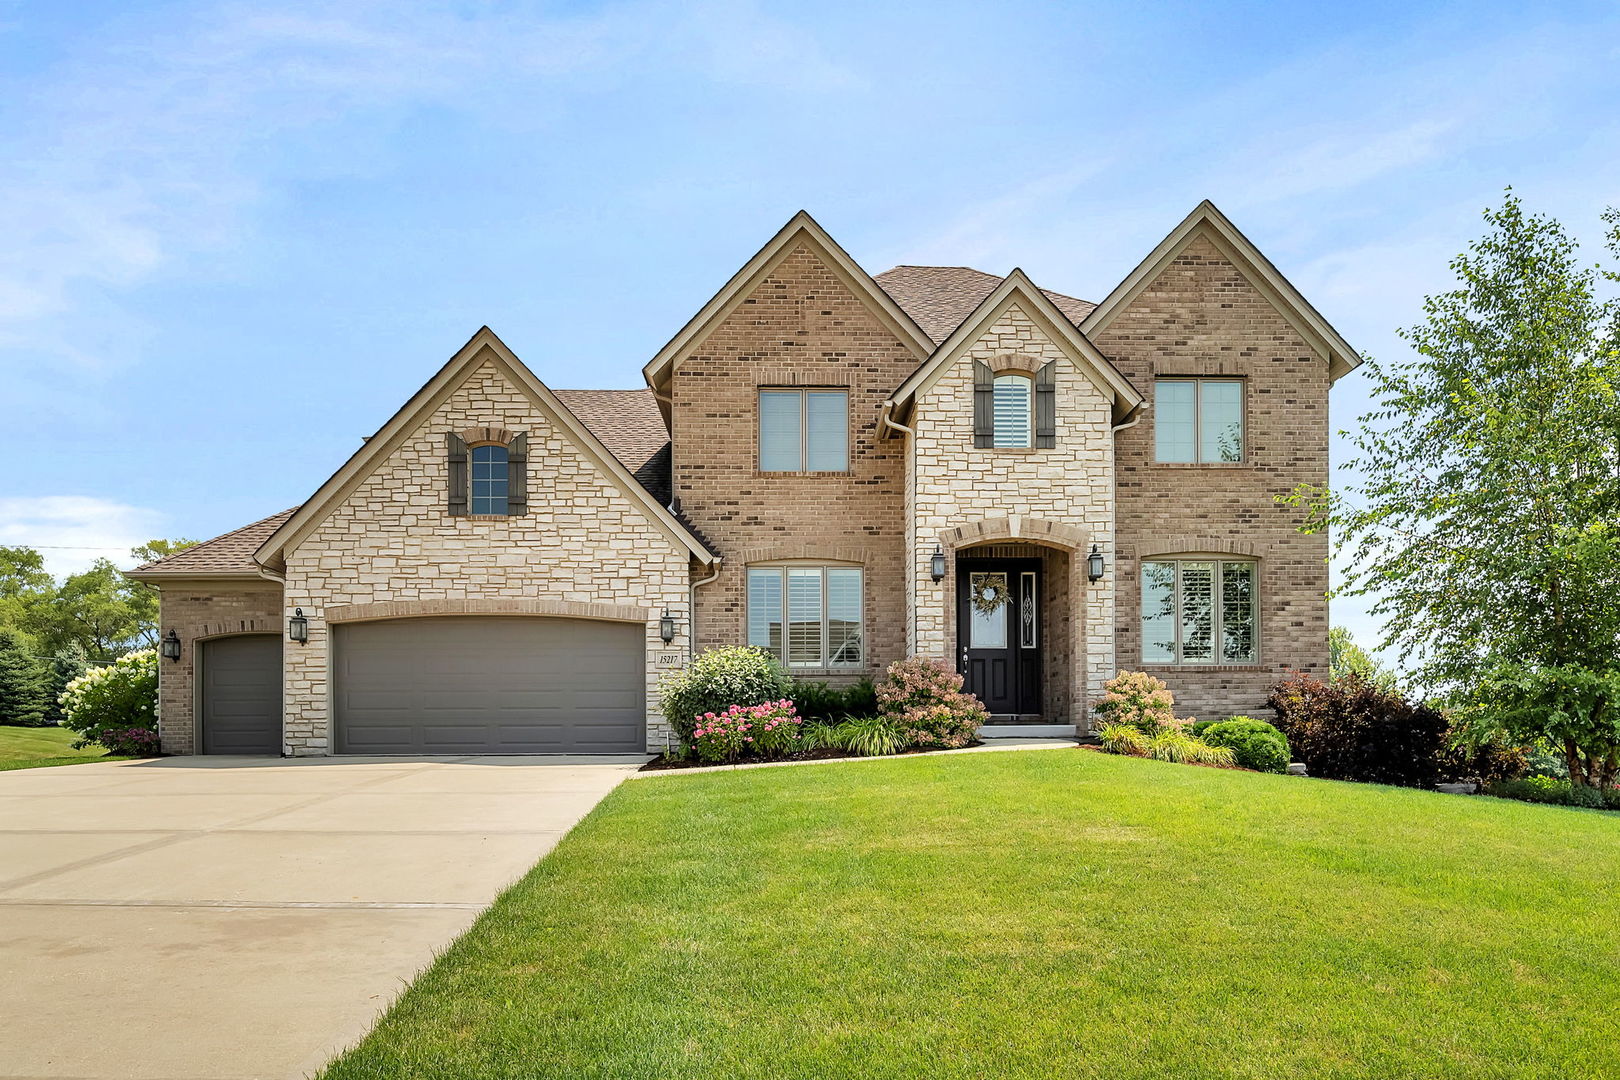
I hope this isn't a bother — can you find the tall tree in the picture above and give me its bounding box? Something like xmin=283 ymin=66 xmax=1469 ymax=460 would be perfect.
xmin=0 ymin=626 xmax=50 ymax=726
xmin=1289 ymin=193 xmax=1620 ymax=786
xmin=1327 ymin=627 xmax=1397 ymax=690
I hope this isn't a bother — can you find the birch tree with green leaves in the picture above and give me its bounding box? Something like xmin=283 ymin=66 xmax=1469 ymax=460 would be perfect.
xmin=1286 ymin=192 xmax=1620 ymax=790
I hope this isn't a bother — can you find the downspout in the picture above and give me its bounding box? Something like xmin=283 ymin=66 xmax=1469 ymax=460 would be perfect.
xmin=1111 ymin=402 xmax=1146 ymax=433
xmin=880 ymin=400 xmax=918 ymax=651
xmin=688 ymin=559 xmax=722 ymax=661
xmin=880 ymin=400 xmax=914 ymax=437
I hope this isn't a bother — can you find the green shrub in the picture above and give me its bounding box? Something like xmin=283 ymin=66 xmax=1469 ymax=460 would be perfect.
xmin=875 ymin=658 xmax=987 ymax=749
xmin=1199 ymin=717 xmax=1290 ymax=773
xmin=59 ymin=650 xmax=158 ymax=753
xmin=791 ymin=678 xmax=876 ymax=722
xmin=799 ymin=720 xmax=842 ymax=752
xmin=1484 ymin=775 xmax=1620 ymax=810
xmin=1094 ymin=670 xmax=1177 ymax=734
xmin=658 ymin=647 xmax=790 ymax=740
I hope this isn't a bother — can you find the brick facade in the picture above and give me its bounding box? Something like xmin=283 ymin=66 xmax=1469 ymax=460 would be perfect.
xmin=153 ymin=584 xmax=284 ymax=754
xmin=277 ymin=356 xmax=692 ymax=754
xmin=1091 ymin=233 xmax=1331 ymax=721
xmin=673 ymin=242 xmax=922 ymax=682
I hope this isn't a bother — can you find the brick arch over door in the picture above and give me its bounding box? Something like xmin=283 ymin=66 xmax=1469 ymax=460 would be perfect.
xmin=938 ymin=516 xmax=1090 ymax=553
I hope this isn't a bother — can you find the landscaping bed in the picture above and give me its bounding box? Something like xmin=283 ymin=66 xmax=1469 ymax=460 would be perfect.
xmin=639 ymin=739 xmax=987 ymax=771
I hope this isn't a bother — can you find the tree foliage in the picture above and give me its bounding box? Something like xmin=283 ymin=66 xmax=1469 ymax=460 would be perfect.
xmin=1327 ymin=626 xmax=1397 ymax=690
xmin=1285 ymin=193 xmax=1620 ymax=786
xmin=0 ymin=626 xmax=51 ymax=726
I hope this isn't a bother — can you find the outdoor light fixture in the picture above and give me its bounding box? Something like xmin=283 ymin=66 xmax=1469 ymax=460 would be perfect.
xmin=160 ymin=630 xmax=181 ymax=662
xmin=660 ymin=608 xmax=676 ymax=644
xmin=930 ymin=545 xmax=947 ymax=583
xmin=287 ymin=608 xmax=309 ymax=644
xmin=1087 ymin=544 xmax=1106 ymax=583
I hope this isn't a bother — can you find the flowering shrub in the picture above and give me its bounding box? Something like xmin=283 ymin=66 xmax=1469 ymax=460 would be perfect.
xmin=689 ymin=700 xmax=801 ymax=763
xmin=59 ymin=650 xmax=158 ymax=754
xmin=97 ymin=727 xmax=163 ymax=757
xmin=875 ymin=658 xmax=988 ymax=748
xmin=658 ymin=647 xmax=790 ymax=740
xmin=1093 ymin=670 xmax=1177 ymax=734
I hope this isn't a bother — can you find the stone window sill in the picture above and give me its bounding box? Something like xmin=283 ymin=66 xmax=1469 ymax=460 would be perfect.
xmin=752 ymin=471 xmax=854 ymax=479
xmin=981 ymin=446 xmax=1045 ymax=455
xmin=1146 ymin=461 xmax=1252 ymax=470
xmin=1140 ymin=663 xmax=1265 ymax=673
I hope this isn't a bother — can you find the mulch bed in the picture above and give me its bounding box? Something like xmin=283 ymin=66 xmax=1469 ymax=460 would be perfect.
xmin=640 ymin=740 xmax=988 ymax=772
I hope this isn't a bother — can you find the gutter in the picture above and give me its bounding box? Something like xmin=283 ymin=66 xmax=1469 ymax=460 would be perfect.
xmin=880 ymin=400 xmax=914 ymax=437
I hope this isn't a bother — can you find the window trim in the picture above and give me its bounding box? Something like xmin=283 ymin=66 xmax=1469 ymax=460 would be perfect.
xmin=991 ymin=372 xmax=1034 ymax=448
xmin=1140 ymin=556 xmax=1259 ymax=665
xmin=745 ymin=563 xmax=864 ymax=669
xmin=1153 ymin=377 xmax=1246 ymax=464
xmin=757 ymin=387 xmax=850 ymax=473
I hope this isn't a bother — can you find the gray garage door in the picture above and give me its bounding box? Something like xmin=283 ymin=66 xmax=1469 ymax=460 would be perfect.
xmin=333 ymin=617 xmax=645 ymax=754
xmin=200 ymin=635 xmax=283 ymax=754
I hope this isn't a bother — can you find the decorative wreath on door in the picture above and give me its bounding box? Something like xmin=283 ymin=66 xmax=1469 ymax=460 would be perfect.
xmin=971 ymin=573 xmax=1013 ymax=617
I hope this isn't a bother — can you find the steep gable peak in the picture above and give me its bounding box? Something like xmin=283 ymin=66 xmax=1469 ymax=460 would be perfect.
xmin=874 ymin=264 xmax=1096 ymax=344
xmin=1081 ymin=199 xmax=1362 ymax=382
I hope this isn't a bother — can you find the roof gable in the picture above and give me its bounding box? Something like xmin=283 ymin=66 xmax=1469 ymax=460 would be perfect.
xmin=1081 ymin=200 xmax=1362 ymax=382
xmin=890 ymin=269 xmax=1142 ymax=422
xmin=126 ymin=508 xmax=298 ymax=580
xmin=257 ymin=327 xmax=715 ymax=570
xmin=641 ymin=211 xmax=935 ymax=409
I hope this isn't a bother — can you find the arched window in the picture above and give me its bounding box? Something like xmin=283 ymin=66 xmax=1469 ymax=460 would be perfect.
xmin=992 ymin=373 xmax=1033 ymax=447
xmin=470 ymin=444 xmax=510 ymax=515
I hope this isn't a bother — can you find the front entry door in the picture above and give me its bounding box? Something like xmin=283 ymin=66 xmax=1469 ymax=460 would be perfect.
xmin=957 ymin=558 xmax=1042 ymax=716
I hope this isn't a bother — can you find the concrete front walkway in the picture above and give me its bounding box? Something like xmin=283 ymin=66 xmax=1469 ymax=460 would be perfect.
xmin=0 ymin=754 xmax=645 ymax=1080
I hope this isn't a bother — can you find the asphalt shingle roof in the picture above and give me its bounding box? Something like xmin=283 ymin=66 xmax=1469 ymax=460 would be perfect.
xmin=130 ymin=508 xmax=298 ymax=577
xmin=874 ymin=265 xmax=1096 ymax=343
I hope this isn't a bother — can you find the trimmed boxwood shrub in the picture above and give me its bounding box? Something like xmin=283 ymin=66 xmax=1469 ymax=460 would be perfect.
xmin=657 ymin=646 xmax=790 ymax=741
xmin=1196 ymin=717 xmax=1290 ymax=773
xmin=790 ymin=678 xmax=877 ymax=722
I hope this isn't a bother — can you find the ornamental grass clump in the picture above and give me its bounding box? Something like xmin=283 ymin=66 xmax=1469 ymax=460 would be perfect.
xmin=1093 ymin=671 xmax=1234 ymax=768
xmin=688 ymin=700 xmax=801 ymax=763
xmin=875 ymin=658 xmax=988 ymax=749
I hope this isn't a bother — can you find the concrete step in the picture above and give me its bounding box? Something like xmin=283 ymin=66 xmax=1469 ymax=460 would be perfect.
xmin=977 ymin=723 xmax=1077 ymax=738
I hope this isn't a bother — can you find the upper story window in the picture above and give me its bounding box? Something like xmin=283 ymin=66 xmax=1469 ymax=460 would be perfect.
xmin=1141 ymin=558 xmax=1257 ymax=664
xmin=974 ymin=361 xmax=1054 ymax=448
xmin=447 ymin=430 xmax=527 ymax=517
xmin=1155 ymin=378 xmax=1244 ymax=463
xmin=470 ymin=444 xmax=510 ymax=514
xmin=759 ymin=389 xmax=848 ymax=473
xmin=746 ymin=565 xmax=863 ymax=668
xmin=991 ymin=374 xmax=1033 ymax=447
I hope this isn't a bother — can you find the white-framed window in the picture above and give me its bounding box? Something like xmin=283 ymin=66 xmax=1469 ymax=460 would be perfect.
xmin=992 ymin=374 xmax=1033 ymax=448
xmin=746 ymin=565 xmax=863 ymax=667
xmin=1141 ymin=558 xmax=1257 ymax=664
xmin=470 ymin=444 xmax=510 ymax=514
xmin=1155 ymin=379 xmax=1244 ymax=463
xmin=759 ymin=389 xmax=848 ymax=472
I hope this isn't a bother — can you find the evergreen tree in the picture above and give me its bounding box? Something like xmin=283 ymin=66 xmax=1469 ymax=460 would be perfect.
xmin=0 ymin=627 xmax=50 ymax=727
xmin=44 ymin=643 xmax=89 ymax=726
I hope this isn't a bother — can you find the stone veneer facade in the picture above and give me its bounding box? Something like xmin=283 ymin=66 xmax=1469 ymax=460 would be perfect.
xmin=1092 ymin=234 xmax=1332 ymax=720
xmin=277 ymin=356 xmax=692 ymax=755
xmin=907 ymin=301 xmax=1117 ymax=725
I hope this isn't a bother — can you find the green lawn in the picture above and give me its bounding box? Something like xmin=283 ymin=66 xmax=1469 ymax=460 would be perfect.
xmin=0 ymin=724 xmax=130 ymax=771
xmin=321 ymin=749 xmax=1620 ymax=1080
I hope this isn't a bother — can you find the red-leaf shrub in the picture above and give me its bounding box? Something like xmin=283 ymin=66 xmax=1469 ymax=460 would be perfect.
xmin=1266 ymin=671 xmax=1450 ymax=787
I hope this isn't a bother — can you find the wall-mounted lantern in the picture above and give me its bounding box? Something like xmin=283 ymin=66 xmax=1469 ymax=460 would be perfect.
xmin=660 ymin=608 xmax=677 ymax=644
xmin=160 ymin=630 xmax=182 ymax=662
xmin=930 ymin=545 xmax=947 ymax=583
xmin=1087 ymin=544 xmax=1106 ymax=583
xmin=288 ymin=608 xmax=309 ymax=644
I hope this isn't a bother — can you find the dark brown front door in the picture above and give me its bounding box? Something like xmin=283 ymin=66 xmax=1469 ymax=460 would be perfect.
xmin=956 ymin=558 xmax=1042 ymax=716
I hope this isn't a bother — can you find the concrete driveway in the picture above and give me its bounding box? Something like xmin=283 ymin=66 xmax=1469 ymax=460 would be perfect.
xmin=0 ymin=754 xmax=645 ymax=1080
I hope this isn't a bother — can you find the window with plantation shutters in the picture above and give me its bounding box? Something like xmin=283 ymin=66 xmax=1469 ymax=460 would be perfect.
xmin=975 ymin=361 xmax=1055 ymax=448
xmin=745 ymin=565 xmax=863 ymax=668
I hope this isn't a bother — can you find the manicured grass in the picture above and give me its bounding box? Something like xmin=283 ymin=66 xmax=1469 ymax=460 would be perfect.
xmin=0 ymin=724 xmax=130 ymax=771
xmin=321 ymin=749 xmax=1620 ymax=1080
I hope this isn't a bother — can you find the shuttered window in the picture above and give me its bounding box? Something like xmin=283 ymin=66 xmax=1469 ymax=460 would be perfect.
xmin=1140 ymin=559 xmax=1257 ymax=664
xmin=746 ymin=566 xmax=863 ymax=668
xmin=992 ymin=375 xmax=1032 ymax=447
xmin=975 ymin=362 xmax=1055 ymax=448
xmin=1155 ymin=379 xmax=1244 ymax=463
xmin=759 ymin=389 xmax=847 ymax=472
xmin=448 ymin=432 xmax=528 ymax=517
xmin=470 ymin=445 xmax=509 ymax=515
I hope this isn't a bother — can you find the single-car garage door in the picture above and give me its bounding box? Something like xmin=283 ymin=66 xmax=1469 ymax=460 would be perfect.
xmin=200 ymin=635 xmax=283 ymax=754
xmin=333 ymin=616 xmax=645 ymax=754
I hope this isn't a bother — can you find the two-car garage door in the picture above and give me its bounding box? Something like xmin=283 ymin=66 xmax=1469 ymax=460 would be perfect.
xmin=332 ymin=616 xmax=645 ymax=754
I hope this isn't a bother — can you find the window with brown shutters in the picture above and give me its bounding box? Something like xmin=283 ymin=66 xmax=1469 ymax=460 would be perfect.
xmin=448 ymin=430 xmax=527 ymax=516
xmin=972 ymin=361 xmax=994 ymax=447
xmin=506 ymin=432 xmax=528 ymax=515
xmin=446 ymin=433 xmax=469 ymax=516
xmin=1035 ymin=361 xmax=1056 ymax=448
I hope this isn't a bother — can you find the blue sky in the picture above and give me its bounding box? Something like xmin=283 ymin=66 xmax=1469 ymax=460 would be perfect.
xmin=3 ymin=0 xmax=1618 ymax=665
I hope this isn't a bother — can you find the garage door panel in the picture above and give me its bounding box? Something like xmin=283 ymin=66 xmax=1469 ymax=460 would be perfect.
xmin=201 ymin=636 xmax=282 ymax=755
xmin=334 ymin=617 xmax=644 ymax=754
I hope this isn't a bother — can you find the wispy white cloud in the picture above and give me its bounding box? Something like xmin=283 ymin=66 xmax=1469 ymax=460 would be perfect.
xmin=0 ymin=495 xmax=167 ymax=576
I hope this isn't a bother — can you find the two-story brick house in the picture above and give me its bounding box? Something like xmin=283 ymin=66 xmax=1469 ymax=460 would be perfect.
xmin=131 ymin=201 xmax=1358 ymax=755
